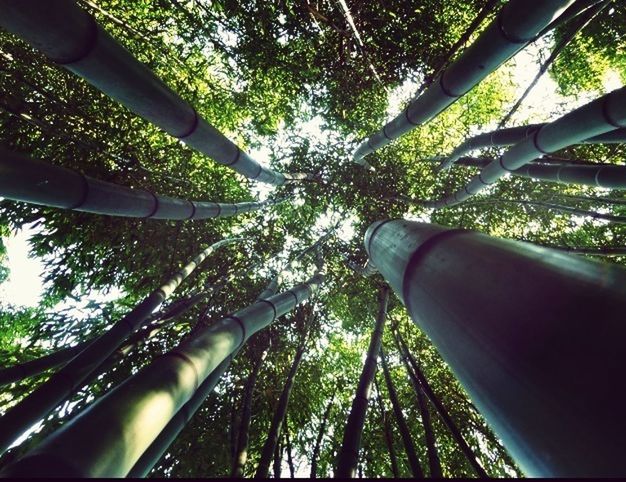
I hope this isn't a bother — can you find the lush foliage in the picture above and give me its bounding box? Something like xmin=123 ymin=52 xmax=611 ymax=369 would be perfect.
xmin=0 ymin=0 xmax=624 ymax=477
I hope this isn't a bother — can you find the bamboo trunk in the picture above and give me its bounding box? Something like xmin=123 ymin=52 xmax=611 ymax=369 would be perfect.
xmin=353 ymin=0 xmax=573 ymax=161
xmin=451 ymin=155 xmax=626 ymax=191
xmin=285 ymin=415 xmax=295 ymax=478
xmin=413 ymin=0 xmax=500 ymax=98
xmin=380 ymin=347 xmax=424 ymax=478
xmin=365 ymin=219 xmax=626 ymax=475
xmin=335 ymin=285 xmax=390 ymax=478
xmin=310 ymin=392 xmax=336 ymax=479
xmin=130 ymin=284 xmax=276 ymax=478
xmin=0 ymin=0 xmax=308 ymax=185
xmin=391 ymin=329 xmax=442 ymax=478
xmin=254 ymin=339 xmax=308 ymax=479
xmin=0 ymin=149 xmax=284 ymax=219
xmin=273 ymin=437 xmax=282 ymax=478
xmin=429 ymin=87 xmax=626 ymax=208
xmin=0 ymin=237 xmax=241 ymax=454
xmin=0 ymin=339 xmax=91 ymax=387
xmin=374 ymin=378 xmax=400 ymax=478
xmin=437 ymin=124 xmax=625 ymax=171
xmin=0 ymin=274 xmax=324 ymax=477
xmin=498 ymin=1 xmax=609 ymax=127
xmin=230 ymin=344 xmax=269 ymax=477
xmin=392 ymin=329 xmax=487 ymax=478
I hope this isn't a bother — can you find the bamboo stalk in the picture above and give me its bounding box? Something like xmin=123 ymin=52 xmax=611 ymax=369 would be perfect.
xmin=335 ymin=285 xmax=389 ymax=478
xmin=379 ymin=347 xmax=424 ymax=478
xmin=498 ymin=1 xmax=609 ymax=127
xmin=0 ymin=0 xmax=309 ymax=185
xmin=0 ymin=274 xmax=324 ymax=477
xmin=352 ymin=0 xmax=573 ymax=162
xmin=365 ymin=219 xmax=626 ymax=475
xmin=429 ymin=86 xmax=626 ymax=208
xmin=0 ymin=237 xmax=242 ymax=455
xmin=0 ymin=149 xmax=284 ymax=219
xmin=437 ymin=124 xmax=626 ymax=171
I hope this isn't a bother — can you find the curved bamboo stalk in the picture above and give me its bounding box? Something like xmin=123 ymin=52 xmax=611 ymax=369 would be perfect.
xmin=0 ymin=237 xmax=242 ymax=455
xmin=498 ymin=1 xmax=609 ymax=128
xmin=0 ymin=149 xmax=284 ymax=219
xmin=0 ymin=0 xmax=309 ymax=185
xmin=379 ymin=347 xmax=424 ymax=478
xmin=437 ymin=124 xmax=626 ymax=171
xmin=335 ymin=285 xmax=389 ymax=478
xmin=365 ymin=219 xmax=626 ymax=475
xmin=0 ymin=273 xmax=324 ymax=477
xmin=429 ymin=86 xmax=626 ymax=208
xmin=352 ymin=0 xmax=573 ymax=162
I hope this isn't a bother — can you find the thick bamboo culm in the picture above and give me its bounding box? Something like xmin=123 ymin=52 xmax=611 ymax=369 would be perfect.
xmin=429 ymin=86 xmax=626 ymax=208
xmin=0 ymin=0 xmax=305 ymax=185
xmin=0 ymin=149 xmax=283 ymax=219
xmin=131 ymin=264 xmax=292 ymax=478
xmin=365 ymin=219 xmax=626 ymax=476
xmin=0 ymin=238 xmax=242 ymax=454
xmin=0 ymin=274 xmax=324 ymax=477
xmin=352 ymin=0 xmax=573 ymax=162
xmin=437 ymin=125 xmax=626 ymax=171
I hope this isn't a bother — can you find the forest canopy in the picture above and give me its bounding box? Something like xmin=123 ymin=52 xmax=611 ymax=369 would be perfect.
xmin=0 ymin=0 xmax=625 ymax=478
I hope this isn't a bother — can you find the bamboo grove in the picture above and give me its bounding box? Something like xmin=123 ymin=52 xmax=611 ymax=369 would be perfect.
xmin=0 ymin=0 xmax=625 ymax=478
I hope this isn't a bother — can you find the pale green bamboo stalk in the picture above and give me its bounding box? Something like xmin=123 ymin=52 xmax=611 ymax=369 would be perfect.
xmin=0 ymin=274 xmax=324 ymax=477
xmin=449 ymin=155 xmax=626 ymax=190
xmin=0 ymin=237 xmax=242 ymax=454
xmin=0 ymin=0 xmax=309 ymax=185
xmin=437 ymin=125 xmax=626 ymax=171
xmin=0 ymin=149 xmax=284 ymax=219
xmin=498 ymin=1 xmax=609 ymax=128
xmin=353 ymin=0 xmax=574 ymax=162
xmin=429 ymin=86 xmax=626 ymax=208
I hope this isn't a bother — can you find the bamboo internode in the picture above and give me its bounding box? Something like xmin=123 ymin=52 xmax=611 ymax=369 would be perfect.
xmin=437 ymin=126 xmax=626 ymax=171
xmin=428 ymin=86 xmax=626 ymax=208
xmin=0 ymin=238 xmax=242 ymax=455
xmin=352 ymin=0 xmax=574 ymax=162
xmin=365 ymin=219 xmax=626 ymax=476
xmin=0 ymin=273 xmax=324 ymax=477
xmin=0 ymin=0 xmax=307 ymax=185
xmin=0 ymin=149 xmax=284 ymax=219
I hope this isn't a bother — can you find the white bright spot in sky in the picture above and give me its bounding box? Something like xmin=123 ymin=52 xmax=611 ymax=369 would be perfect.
xmin=0 ymin=224 xmax=44 ymax=307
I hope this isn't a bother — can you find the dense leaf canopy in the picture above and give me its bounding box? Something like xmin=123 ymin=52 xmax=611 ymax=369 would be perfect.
xmin=0 ymin=0 xmax=624 ymax=477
